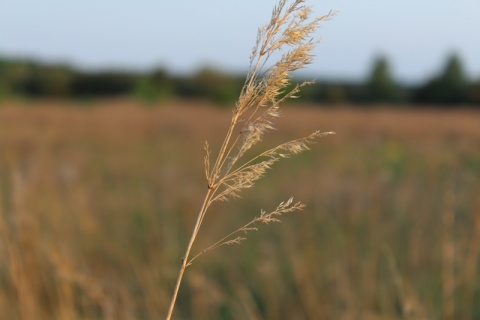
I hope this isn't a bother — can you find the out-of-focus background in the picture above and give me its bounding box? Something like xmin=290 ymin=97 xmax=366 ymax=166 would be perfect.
xmin=1 ymin=1 xmax=479 ymax=319
xmin=1 ymin=0 xmax=480 ymax=103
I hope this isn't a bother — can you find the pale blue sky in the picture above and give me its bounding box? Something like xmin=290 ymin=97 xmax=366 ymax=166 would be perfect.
xmin=1 ymin=1 xmax=479 ymax=84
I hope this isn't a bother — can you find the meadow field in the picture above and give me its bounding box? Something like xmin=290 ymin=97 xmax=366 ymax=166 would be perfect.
xmin=0 ymin=99 xmax=479 ymax=319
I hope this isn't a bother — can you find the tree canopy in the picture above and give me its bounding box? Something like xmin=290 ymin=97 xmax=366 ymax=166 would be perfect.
xmin=0 ymin=54 xmax=479 ymax=106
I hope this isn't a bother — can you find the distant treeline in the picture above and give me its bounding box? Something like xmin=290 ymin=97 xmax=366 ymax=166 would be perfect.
xmin=1 ymin=54 xmax=479 ymax=106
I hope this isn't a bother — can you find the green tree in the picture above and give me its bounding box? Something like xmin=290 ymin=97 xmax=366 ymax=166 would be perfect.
xmin=0 ymin=58 xmax=7 ymax=99
xmin=469 ymin=80 xmax=480 ymax=105
xmin=135 ymin=68 xmax=172 ymax=103
xmin=438 ymin=53 xmax=469 ymax=103
xmin=174 ymin=67 xmax=241 ymax=104
xmin=416 ymin=53 xmax=469 ymax=105
xmin=366 ymin=55 xmax=400 ymax=103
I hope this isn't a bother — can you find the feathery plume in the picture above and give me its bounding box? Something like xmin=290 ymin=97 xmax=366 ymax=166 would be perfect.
xmin=166 ymin=2 xmax=335 ymax=319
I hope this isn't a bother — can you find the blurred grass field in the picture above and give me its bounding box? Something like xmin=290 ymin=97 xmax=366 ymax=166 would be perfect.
xmin=0 ymin=99 xmax=479 ymax=319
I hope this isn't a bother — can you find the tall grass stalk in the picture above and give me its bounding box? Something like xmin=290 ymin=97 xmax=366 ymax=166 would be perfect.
xmin=166 ymin=1 xmax=335 ymax=318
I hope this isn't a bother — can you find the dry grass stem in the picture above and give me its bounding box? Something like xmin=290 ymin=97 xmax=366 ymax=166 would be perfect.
xmin=188 ymin=197 xmax=305 ymax=265
xmin=442 ymin=180 xmax=456 ymax=320
xmin=166 ymin=1 xmax=335 ymax=318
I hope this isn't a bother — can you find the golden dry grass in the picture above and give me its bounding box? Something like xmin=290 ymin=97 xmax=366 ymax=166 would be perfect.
xmin=0 ymin=99 xmax=480 ymax=319
xmin=165 ymin=2 xmax=336 ymax=316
